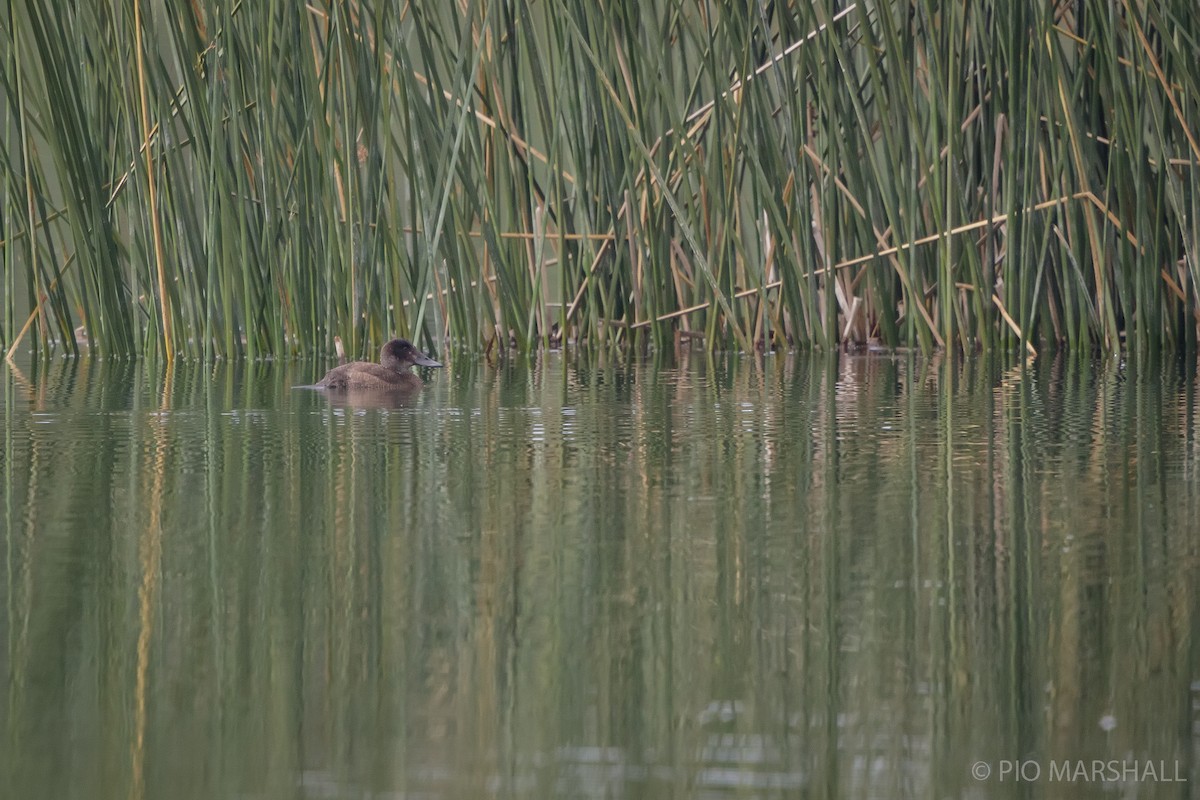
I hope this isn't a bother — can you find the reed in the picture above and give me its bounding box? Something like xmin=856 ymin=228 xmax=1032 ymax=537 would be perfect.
xmin=2 ymin=0 xmax=1197 ymax=358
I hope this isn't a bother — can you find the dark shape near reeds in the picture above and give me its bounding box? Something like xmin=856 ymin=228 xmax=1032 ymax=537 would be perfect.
xmin=298 ymin=339 xmax=442 ymax=391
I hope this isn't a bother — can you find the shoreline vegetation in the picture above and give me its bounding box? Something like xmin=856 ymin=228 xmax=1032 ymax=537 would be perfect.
xmin=2 ymin=1 xmax=1198 ymax=362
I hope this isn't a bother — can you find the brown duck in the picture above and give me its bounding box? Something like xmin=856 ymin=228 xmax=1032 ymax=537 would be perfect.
xmin=298 ymin=338 xmax=442 ymax=391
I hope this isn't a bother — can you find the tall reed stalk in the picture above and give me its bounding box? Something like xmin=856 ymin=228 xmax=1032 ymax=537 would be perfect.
xmin=2 ymin=0 xmax=1197 ymax=358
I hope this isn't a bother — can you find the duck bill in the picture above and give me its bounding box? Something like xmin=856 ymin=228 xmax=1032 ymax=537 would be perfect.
xmin=412 ymin=351 xmax=442 ymax=368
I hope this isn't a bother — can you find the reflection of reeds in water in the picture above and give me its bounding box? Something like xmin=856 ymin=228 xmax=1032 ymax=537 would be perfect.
xmin=2 ymin=4 xmax=1198 ymax=357
xmin=2 ymin=362 xmax=37 ymax=782
xmin=0 ymin=354 xmax=1197 ymax=797
xmin=130 ymin=365 xmax=171 ymax=800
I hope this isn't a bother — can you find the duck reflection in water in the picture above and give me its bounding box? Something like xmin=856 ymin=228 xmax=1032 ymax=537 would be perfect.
xmin=295 ymin=338 xmax=442 ymax=405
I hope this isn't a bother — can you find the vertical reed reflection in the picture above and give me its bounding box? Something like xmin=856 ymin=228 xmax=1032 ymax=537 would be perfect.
xmin=130 ymin=364 xmax=171 ymax=800
xmin=0 ymin=352 xmax=1196 ymax=799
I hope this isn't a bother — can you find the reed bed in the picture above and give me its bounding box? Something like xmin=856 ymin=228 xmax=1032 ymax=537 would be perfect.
xmin=1 ymin=0 xmax=1197 ymax=360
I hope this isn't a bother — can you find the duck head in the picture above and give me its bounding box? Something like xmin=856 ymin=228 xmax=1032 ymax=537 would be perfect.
xmin=380 ymin=338 xmax=442 ymax=371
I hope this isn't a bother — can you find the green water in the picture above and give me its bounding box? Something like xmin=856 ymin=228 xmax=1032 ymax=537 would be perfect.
xmin=2 ymin=352 xmax=1198 ymax=799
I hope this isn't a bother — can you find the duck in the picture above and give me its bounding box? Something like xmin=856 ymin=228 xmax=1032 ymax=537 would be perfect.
xmin=300 ymin=338 xmax=442 ymax=391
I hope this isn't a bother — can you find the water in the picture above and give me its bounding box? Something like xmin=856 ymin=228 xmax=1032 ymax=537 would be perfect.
xmin=2 ymin=351 xmax=1198 ymax=799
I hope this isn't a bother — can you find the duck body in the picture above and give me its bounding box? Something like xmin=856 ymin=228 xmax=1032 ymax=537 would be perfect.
xmin=315 ymin=361 xmax=426 ymax=390
xmin=298 ymin=338 xmax=442 ymax=391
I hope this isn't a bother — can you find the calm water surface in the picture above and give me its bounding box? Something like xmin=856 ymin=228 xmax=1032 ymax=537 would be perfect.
xmin=2 ymin=351 xmax=1198 ymax=799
